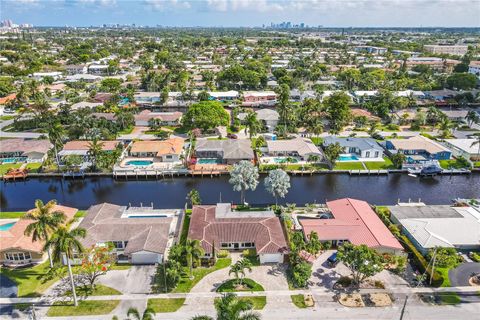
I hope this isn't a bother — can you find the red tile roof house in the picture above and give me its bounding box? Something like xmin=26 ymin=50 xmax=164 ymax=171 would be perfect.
xmin=0 ymin=205 xmax=77 ymax=266
xmin=188 ymin=204 xmax=289 ymax=264
xmin=299 ymin=198 xmax=403 ymax=255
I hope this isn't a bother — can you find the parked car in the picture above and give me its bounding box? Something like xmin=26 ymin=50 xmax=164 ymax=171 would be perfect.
xmin=327 ymin=251 xmax=338 ymax=267
xmin=227 ymin=133 xmax=238 ymax=139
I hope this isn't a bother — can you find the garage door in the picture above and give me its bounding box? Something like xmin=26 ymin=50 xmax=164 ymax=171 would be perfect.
xmin=131 ymin=251 xmax=161 ymax=264
xmin=259 ymin=253 xmax=283 ymax=264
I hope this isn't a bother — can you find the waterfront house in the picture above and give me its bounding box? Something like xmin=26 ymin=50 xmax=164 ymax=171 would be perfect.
xmin=129 ymin=138 xmax=184 ymax=162
xmin=188 ymin=203 xmax=289 ymax=264
xmin=443 ymin=139 xmax=480 ymax=161
xmin=299 ymin=198 xmax=403 ymax=255
xmin=323 ymin=137 xmax=384 ymax=160
xmin=385 ymin=135 xmax=452 ymax=163
xmin=194 ymin=139 xmax=254 ymax=165
xmin=388 ymin=204 xmax=480 ymax=254
xmin=75 ymin=203 xmax=178 ymax=264
xmin=134 ymin=110 xmax=183 ymax=127
xmin=265 ymin=138 xmax=325 ymax=161
xmin=0 ymin=205 xmax=78 ymax=266
xmin=0 ymin=139 xmax=52 ymax=163
xmin=58 ymin=140 xmax=121 ymax=164
xmin=242 ymin=91 xmax=277 ymax=107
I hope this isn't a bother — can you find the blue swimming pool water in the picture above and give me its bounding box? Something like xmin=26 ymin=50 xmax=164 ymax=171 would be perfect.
xmin=1 ymin=157 xmax=24 ymax=164
xmin=0 ymin=222 xmax=16 ymax=231
xmin=197 ymin=158 xmax=220 ymax=164
xmin=273 ymin=157 xmax=298 ymax=163
xmin=126 ymin=160 xmax=153 ymax=166
xmin=338 ymin=155 xmax=359 ymax=161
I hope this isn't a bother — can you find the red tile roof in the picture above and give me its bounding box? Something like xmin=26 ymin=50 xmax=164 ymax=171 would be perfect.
xmin=300 ymin=198 xmax=403 ymax=251
xmin=0 ymin=205 xmax=78 ymax=254
xmin=188 ymin=205 xmax=288 ymax=255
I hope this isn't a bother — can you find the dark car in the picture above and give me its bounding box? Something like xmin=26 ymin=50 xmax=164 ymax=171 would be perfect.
xmin=227 ymin=133 xmax=238 ymax=139
xmin=327 ymin=251 xmax=338 ymax=267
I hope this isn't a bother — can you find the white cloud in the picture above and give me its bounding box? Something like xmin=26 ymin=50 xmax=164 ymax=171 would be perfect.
xmin=144 ymin=0 xmax=191 ymax=11
xmin=76 ymin=0 xmax=117 ymax=7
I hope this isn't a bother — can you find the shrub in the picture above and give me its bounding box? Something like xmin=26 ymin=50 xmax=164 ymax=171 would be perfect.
xmin=470 ymin=252 xmax=480 ymax=262
xmin=386 ymin=123 xmax=400 ymax=131
xmin=427 ymin=247 xmax=463 ymax=269
xmin=217 ymin=250 xmax=229 ymax=258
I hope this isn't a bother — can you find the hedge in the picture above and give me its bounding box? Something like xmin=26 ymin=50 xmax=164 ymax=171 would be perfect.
xmin=400 ymin=235 xmax=444 ymax=287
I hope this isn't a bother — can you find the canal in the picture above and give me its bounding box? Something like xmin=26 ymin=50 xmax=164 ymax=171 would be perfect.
xmin=1 ymin=174 xmax=479 ymax=211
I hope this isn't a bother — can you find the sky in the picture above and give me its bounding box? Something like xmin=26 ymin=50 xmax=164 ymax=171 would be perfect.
xmin=1 ymin=0 xmax=479 ymax=28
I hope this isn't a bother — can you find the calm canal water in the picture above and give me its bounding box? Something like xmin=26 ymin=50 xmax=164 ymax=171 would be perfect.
xmin=1 ymin=174 xmax=479 ymax=211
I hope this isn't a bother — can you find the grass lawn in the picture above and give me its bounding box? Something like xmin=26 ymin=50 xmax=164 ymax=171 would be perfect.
xmin=0 ymin=163 xmax=22 ymax=175
xmin=474 ymin=161 xmax=480 ymax=168
xmin=436 ymin=267 xmax=451 ymax=287
xmin=215 ymin=296 xmax=266 ymax=310
xmin=0 ymin=211 xmax=25 ymax=219
xmin=439 ymin=159 xmax=470 ymax=169
xmin=173 ymin=258 xmax=232 ymax=293
xmin=25 ymin=163 xmax=42 ymax=172
xmin=333 ymin=162 xmax=364 ymax=170
xmin=46 ymin=300 xmax=120 ymax=317
xmin=291 ymin=294 xmax=307 ymax=308
xmin=118 ymin=126 xmax=134 ymax=135
xmin=179 ymin=211 xmax=191 ymax=245
xmin=74 ymin=210 xmax=86 ymax=218
xmin=364 ymin=157 xmax=395 ymax=170
xmin=438 ymin=292 xmax=461 ymax=305
xmin=67 ymin=284 xmax=122 ymax=297
xmin=216 ymin=278 xmax=264 ymax=292
xmin=1 ymin=262 xmax=63 ymax=297
xmin=110 ymin=263 xmax=132 ymax=270
xmin=0 ymin=115 xmax=15 ymax=121
xmin=310 ymin=137 xmax=323 ymax=145
xmin=147 ymin=298 xmax=185 ymax=313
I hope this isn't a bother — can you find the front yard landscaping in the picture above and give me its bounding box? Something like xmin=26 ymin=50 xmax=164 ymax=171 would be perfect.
xmin=215 ymin=296 xmax=267 ymax=310
xmin=291 ymin=294 xmax=308 ymax=308
xmin=1 ymin=262 xmax=64 ymax=297
xmin=173 ymin=258 xmax=232 ymax=293
xmin=216 ymin=278 xmax=264 ymax=292
xmin=46 ymin=300 xmax=120 ymax=317
xmin=147 ymin=298 xmax=185 ymax=313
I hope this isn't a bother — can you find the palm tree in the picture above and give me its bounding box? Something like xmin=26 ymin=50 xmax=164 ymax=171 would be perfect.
xmin=184 ymin=239 xmax=205 ymax=278
xmin=244 ymin=111 xmax=261 ymax=139
xmin=45 ymin=225 xmax=86 ymax=306
xmin=471 ymin=133 xmax=480 ymax=161
xmin=229 ymin=258 xmax=252 ymax=286
xmin=46 ymin=122 xmax=66 ymax=168
xmin=215 ymin=293 xmax=261 ymax=320
xmin=126 ymin=307 xmax=156 ymax=320
xmin=190 ymin=316 xmax=213 ymax=320
xmin=22 ymin=200 xmax=67 ymax=268
xmin=87 ymin=139 xmax=105 ymax=171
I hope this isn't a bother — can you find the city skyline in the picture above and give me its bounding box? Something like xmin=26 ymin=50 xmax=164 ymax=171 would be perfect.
xmin=1 ymin=0 xmax=479 ymax=28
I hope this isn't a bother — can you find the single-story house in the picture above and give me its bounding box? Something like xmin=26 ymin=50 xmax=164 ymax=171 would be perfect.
xmin=443 ymin=139 xmax=480 ymax=161
xmin=129 ymin=138 xmax=184 ymax=162
xmin=388 ymin=204 xmax=480 ymax=254
xmin=265 ymin=138 xmax=325 ymax=161
xmin=65 ymin=74 xmax=103 ymax=83
xmin=188 ymin=204 xmax=289 ymax=264
xmin=299 ymin=198 xmax=404 ymax=255
xmin=134 ymin=110 xmax=182 ymax=126
xmin=289 ymin=89 xmax=316 ymax=102
xmin=441 ymin=110 xmax=468 ymax=123
xmin=238 ymin=109 xmax=280 ymax=133
xmin=242 ymin=91 xmax=277 ymax=107
xmin=0 ymin=205 xmax=77 ymax=266
xmin=58 ymin=140 xmax=121 ymax=162
xmin=208 ymin=91 xmax=239 ymax=101
xmin=385 ymin=135 xmax=452 ymax=163
xmin=0 ymin=139 xmax=52 ymax=162
xmin=323 ymin=137 xmax=384 ymax=160
xmin=70 ymin=101 xmax=103 ymax=111
xmin=75 ymin=203 xmax=177 ymax=264
xmin=194 ymin=139 xmax=254 ymax=165
xmin=88 ymin=64 xmax=109 ymax=75
xmin=65 ymin=64 xmax=87 ymax=75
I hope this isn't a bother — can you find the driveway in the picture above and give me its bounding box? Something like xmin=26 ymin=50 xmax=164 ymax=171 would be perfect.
xmin=0 ymin=274 xmax=17 ymax=315
xmin=98 ymin=265 xmax=156 ymax=294
xmin=308 ymin=250 xmax=409 ymax=291
xmin=449 ymin=262 xmax=480 ymax=287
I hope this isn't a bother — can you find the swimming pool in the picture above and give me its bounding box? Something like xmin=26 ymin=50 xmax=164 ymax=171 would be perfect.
xmin=0 ymin=222 xmax=16 ymax=231
xmin=338 ymin=155 xmax=359 ymax=161
xmin=1 ymin=157 xmax=25 ymax=164
xmin=273 ymin=157 xmax=298 ymax=163
xmin=197 ymin=158 xmax=220 ymax=164
xmin=126 ymin=160 xmax=153 ymax=166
